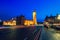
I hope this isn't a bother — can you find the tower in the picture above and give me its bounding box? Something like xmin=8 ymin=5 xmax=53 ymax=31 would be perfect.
xmin=33 ymin=10 xmax=37 ymax=25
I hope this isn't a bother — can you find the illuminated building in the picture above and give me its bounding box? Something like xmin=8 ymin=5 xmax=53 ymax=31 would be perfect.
xmin=3 ymin=10 xmax=37 ymax=26
xmin=24 ymin=10 xmax=37 ymax=26
xmin=44 ymin=14 xmax=60 ymax=29
xmin=33 ymin=10 xmax=37 ymax=25
xmin=3 ymin=19 xmax=16 ymax=26
xmin=24 ymin=20 xmax=34 ymax=26
xmin=44 ymin=14 xmax=60 ymax=26
xmin=44 ymin=15 xmax=55 ymax=23
xmin=57 ymin=15 xmax=60 ymax=20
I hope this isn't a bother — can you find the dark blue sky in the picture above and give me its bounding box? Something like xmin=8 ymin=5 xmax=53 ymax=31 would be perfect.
xmin=0 ymin=0 xmax=60 ymax=22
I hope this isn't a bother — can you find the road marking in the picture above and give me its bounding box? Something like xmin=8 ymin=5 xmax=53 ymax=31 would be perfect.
xmin=34 ymin=29 xmax=42 ymax=40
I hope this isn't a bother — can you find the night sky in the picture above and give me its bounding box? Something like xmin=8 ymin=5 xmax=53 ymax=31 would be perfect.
xmin=0 ymin=0 xmax=60 ymax=22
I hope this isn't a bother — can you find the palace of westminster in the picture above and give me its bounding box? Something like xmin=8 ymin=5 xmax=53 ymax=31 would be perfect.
xmin=2 ymin=10 xmax=37 ymax=26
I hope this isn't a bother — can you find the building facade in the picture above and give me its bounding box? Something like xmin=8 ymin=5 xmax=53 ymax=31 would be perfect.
xmin=3 ymin=10 xmax=37 ymax=26
xmin=16 ymin=15 xmax=25 ymax=25
xmin=44 ymin=14 xmax=60 ymax=24
xmin=24 ymin=10 xmax=37 ymax=26
xmin=3 ymin=20 xmax=16 ymax=26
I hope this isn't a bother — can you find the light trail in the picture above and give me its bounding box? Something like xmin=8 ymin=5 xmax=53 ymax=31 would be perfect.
xmin=0 ymin=27 xmax=15 ymax=29
xmin=0 ymin=24 xmax=44 ymax=29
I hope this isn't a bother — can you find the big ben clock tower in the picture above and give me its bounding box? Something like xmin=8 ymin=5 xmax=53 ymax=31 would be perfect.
xmin=33 ymin=10 xmax=37 ymax=25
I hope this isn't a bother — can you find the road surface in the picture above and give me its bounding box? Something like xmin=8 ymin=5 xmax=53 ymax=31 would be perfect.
xmin=0 ymin=26 xmax=41 ymax=40
xmin=0 ymin=26 xmax=60 ymax=40
xmin=40 ymin=27 xmax=60 ymax=40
